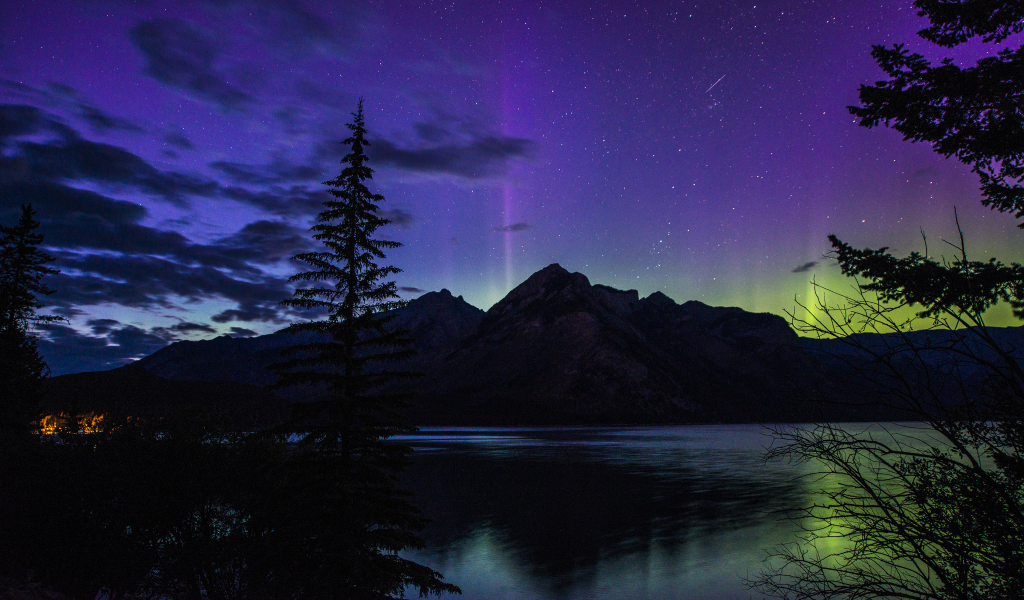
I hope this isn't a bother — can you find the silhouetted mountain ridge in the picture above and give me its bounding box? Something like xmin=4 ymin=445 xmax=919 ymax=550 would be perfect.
xmin=44 ymin=264 xmax=907 ymax=425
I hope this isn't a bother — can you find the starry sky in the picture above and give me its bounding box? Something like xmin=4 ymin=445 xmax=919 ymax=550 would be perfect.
xmin=3 ymin=0 xmax=1022 ymax=374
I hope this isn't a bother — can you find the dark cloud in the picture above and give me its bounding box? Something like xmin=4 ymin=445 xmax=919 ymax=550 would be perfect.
xmin=216 ymin=220 xmax=315 ymax=263
xmin=0 ymin=101 xmax=337 ymax=373
xmin=209 ymin=0 xmax=372 ymax=60
xmin=399 ymin=286 xmax=425 ymax=294
xmin=371 ymin=134 xmax=535 ymax=179
xmin=792 ymin=261 xmax=819 ymax=273
xmin=0 ymin=104 xmax=45 ymax=140
xmin=0 ymin=103 xmax=79 ymax=144
xmin=221 ymin=184 xmax=328 ymax=216
xmin=379 ymin=208 xmax=415 ymax=229
xmin=3 ymin=136 xmax=217 ymax=206
xmin=211 ymin=305 xmax=284 ymax=324
xmin=38 ymin=319 xmax=220 ymax=375
xmin=273 ymin=106 xmax=309 ymax=134
xmin=0 ymin=78 xmax=37 ymax=97
xmin=211 ymin=157 xmax=324 ymax=184
xmin=165 ymin=131 xmax=194 ymax=150
xmin=87 ymin=319 xmax=121 ymax=335
xmin=46 ymin=82 xmax=78 ymax=98
xmin=130 ymin=18 xmax=251 ymax=111
xmin=494 ymin=222 xmax=532 ymax=233
xmin=38 ymin=322 xmax=172 ymax=375
xmin=0 ymin=181 xmax=146 ymax=226
xmin=47 ymin=252 xmax=292 ymax=325
xmin=229 ymin=326 xmax=259 ymax=337
xmin=80 ymin=105 xmax=142 ymax=134
xmin=153 ymin=321 xmax=218 ymax=336
xmin=413 ymin=122 xmax=449 ymax=143
xmin=0 ymin=180 xmax=304 ymax=329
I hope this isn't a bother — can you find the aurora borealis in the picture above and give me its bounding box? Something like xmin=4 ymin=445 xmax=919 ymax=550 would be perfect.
xmin=2 ymin=0 xmax=1022 ymax=374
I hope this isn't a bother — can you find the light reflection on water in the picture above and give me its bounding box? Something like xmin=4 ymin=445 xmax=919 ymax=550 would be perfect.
xmin=397 ymin=425 xmax=814 ymax=600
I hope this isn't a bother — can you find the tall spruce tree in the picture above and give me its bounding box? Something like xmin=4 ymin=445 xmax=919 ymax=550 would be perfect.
xmin=269 ymin=99 xmax=459 ymax=599
xmin=0 ymin=204 xmax=60 ymax=438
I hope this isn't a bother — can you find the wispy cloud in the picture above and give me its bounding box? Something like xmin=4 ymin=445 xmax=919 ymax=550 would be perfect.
xmin=372 ymin=134 xmax=535 ymax=179
xmin=380 ymin=208 xmax=415 ymax=229
xmin=130 ymin=18 xmax=252 ymax=111
xmin=494 ymin=222 xmax=532 ymax=233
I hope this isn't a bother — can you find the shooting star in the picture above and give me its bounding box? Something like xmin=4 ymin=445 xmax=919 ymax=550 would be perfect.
xmin=705 ymin=75 xmax=725 ymax=93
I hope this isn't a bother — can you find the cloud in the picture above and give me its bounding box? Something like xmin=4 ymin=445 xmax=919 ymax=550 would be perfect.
xmin=0 ymin=101 xmax=347 ymax=373
xmin=38 ymin=322 xmax=174 ymax=375
xmin=791 ymin=261 xmax=819 ymax=273
xmin=379 ymin=208 xmax=415 ymax=229
xmin=3 ymin=134 xmax=217 ymax=206
xmin=413 ymin=122 xmax=449 ymax=143
xmin=38 ymin=318 xmax=223 ymax=375
xmin=164 ymin=131 xmax=194 ymax=150
xmin=0 ymin=181 xmax=146 ymax=227
xmin=211 ymin=156 xmax=325 ymax=184
xmin=46 ymin=252 xmax=288 ymax=313
xmin=0 ymin=104 xmax=46 ymax=140
xmin=211 ymin=304 xmax=284 ymax=324
xmin=220 ymin=184 xmax=328 ymax=216
xmin=0 ymin=179 xmax=306 ymax=327
xmin=494 ymin=222 xmax=532 ymax=233
xmin=80 ymin=105 xmax=142 ymax=134
xmin=215 ymin=219 xmax=315 ymax=263
xmin=130 ymin=18 xmax=251 ymax=111
xmin=0 ymin=87 xmax=123 ymax=141
xmin=229 ymin=326 xmax=259 ymax=337
xmin=399 ymin=286 xmax=425 ymax=294
xmin=371 ymin=134 xmax=535 ymax=179
xmin=157 ymin=321 xmax=218 ymax=335
xmin=209 ymin=0 xmax=375 ymax=60
xmin=273 ymin=106 xmax=309 ymax=134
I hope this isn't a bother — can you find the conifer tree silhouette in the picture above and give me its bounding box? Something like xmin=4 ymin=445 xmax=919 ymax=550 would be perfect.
xmin=0 ymin=204 xmax=60 ymax=438
xmin=269 ymin=99 xmax=459 ymax=599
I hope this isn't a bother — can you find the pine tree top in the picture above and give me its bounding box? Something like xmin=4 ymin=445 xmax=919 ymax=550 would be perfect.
xmin=0 ymin=204 xmax=61 ymax=331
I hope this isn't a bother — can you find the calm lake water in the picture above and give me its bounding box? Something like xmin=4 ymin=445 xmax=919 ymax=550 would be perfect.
xmin=396 ymin=425 xmax=815 ymax=600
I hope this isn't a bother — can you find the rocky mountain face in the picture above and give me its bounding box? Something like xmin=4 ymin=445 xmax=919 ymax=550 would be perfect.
xmin=46 ymin=264 xmax=842 ymax=425
xmin=401 ymin=264 xmax=829 ymax=424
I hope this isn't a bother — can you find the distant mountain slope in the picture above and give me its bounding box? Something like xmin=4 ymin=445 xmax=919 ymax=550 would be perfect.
xmin=800 ymin=325 xmax=1024 ymax=414
xmin=134 ymin=288 xmax=485 ymax=388
xmin=52 ymin=264 xmax=983 ymax=426
xmin=401 ymin=264 xmax=830 ymax=424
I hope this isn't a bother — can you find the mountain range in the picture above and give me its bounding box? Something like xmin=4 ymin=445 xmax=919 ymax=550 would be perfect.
xmin=46 ymin=263 xmax=1009 ymax=426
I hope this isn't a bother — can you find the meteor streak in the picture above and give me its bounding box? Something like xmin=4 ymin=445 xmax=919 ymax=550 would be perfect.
xmin=705 ymin=75 xmax=725 ymax=93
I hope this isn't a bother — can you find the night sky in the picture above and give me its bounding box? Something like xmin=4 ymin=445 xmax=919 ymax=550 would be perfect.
xmin=3 ymin=0 xmax=1022 ymax=374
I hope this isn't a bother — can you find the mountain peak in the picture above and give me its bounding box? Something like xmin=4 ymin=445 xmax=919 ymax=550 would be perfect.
xmin=490 ymin=264 xmax=591 ymax=315
xmin=642 ymin=291 xmax=676 ymax=308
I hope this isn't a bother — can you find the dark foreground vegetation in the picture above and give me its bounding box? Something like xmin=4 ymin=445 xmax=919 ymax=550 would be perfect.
xmin=0 ymin=102 xmax=458 ymax=599
xmin=755 ymin=1 xmax=1024 ymax=598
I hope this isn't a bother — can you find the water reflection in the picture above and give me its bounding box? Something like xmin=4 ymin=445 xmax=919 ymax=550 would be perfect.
xmin=398 ymin=426 xmax=806 ymax=600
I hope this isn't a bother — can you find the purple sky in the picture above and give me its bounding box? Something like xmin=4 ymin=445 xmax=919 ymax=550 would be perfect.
xmin=3 ymin=0 xmax=1022 ymax=374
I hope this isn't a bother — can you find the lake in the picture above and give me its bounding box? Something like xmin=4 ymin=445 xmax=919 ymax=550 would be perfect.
xmin=396 ymin=425 xmax=814 ymax=600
